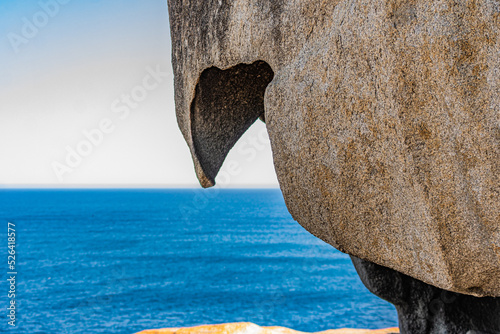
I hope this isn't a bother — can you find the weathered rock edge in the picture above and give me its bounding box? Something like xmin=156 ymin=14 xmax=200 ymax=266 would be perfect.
xmin=167 ymin=0 xmax=500 ymax=296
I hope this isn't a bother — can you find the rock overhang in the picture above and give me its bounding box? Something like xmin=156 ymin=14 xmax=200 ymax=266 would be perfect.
xmin=167 ymin=0 xmax=500 ymax=297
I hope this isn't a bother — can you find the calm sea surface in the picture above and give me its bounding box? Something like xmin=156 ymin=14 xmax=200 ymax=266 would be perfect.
xmin=0 ymin=189 xmax=397 ymax=333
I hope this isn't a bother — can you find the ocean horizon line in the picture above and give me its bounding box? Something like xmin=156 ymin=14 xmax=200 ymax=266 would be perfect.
xmin=0 ymin=184 xmax=281 ymax=190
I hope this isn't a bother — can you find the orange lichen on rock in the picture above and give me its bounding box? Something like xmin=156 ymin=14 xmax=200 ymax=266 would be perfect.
xmin=136 ymin=322 xmax=400 ymax=334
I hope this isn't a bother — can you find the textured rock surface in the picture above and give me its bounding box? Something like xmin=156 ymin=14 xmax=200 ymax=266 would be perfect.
xmin=167 ymin=1 xmax=500 ymax=296
xmin=136 ymin=322 xmax=399 ymax=334
xmin=351 ymin=256 xmax=500 ymax=334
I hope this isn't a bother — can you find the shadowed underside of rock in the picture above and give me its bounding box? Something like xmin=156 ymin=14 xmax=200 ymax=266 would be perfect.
xmin=351 ymin=256 xmax=500 ymax=334
xmin=167 ymin=0 xmax=500 ymax=297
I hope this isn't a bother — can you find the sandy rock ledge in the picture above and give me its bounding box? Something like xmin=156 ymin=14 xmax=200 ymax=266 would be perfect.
xmin=136 ymin=322 xmax=399 ymax=334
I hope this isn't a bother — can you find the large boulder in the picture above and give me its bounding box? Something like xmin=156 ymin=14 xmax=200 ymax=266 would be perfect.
xmin=167 ymin=0 xmax=499 ymax=297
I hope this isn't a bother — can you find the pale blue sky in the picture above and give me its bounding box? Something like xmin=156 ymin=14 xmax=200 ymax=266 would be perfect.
xmin=0 ymin=0 xmax=278 ymax=187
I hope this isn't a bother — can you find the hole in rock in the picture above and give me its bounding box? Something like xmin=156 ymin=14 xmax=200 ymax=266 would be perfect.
xmin=190 ymin=60 xmax=274 ymax=184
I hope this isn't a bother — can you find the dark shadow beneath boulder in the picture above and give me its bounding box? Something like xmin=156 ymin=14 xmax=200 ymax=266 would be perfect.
xmin=351 ymin=256 xmax=500 ymax=334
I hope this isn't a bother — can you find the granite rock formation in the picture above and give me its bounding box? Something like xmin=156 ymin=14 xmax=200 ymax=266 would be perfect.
xmin=168 ymin=0 xmax=499 ymax=298
xmin=136 ymin=322 xmax=400 ymax=334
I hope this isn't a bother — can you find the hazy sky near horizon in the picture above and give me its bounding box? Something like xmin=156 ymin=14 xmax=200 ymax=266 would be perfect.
xmin=0 ymin=0 xmax=279 ymax=187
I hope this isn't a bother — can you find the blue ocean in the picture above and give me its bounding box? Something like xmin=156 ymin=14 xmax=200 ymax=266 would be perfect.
xmin=0 ymin=189 xmax=397 ymax=333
